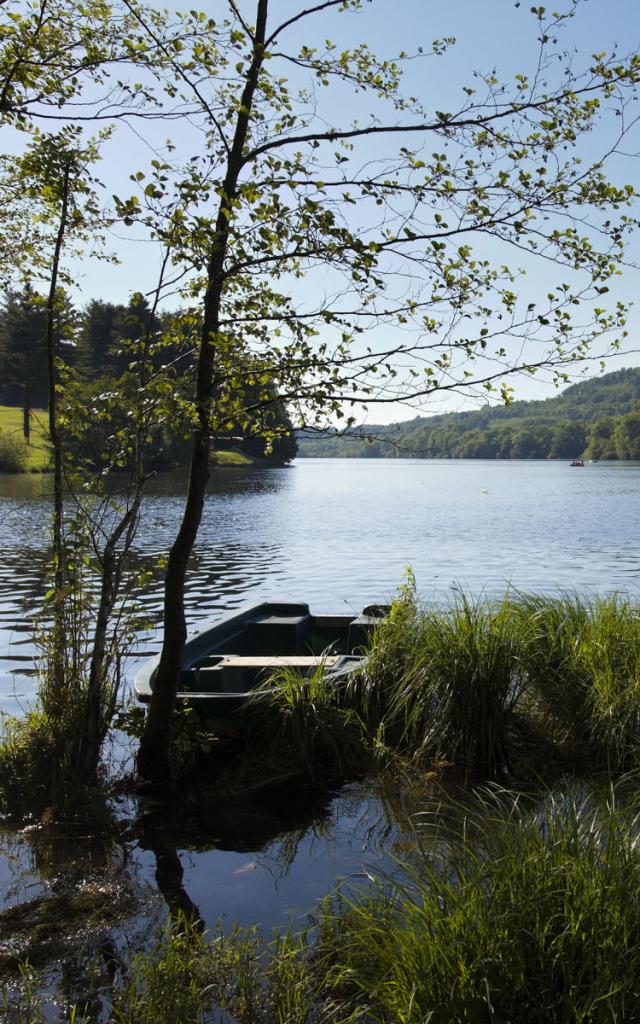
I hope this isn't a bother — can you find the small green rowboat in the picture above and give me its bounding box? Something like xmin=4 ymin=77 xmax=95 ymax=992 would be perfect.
xmin=134 ymin=601 xmax=387 ymax=716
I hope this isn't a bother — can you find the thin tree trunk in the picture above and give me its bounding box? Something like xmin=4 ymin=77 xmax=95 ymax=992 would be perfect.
xmin=46 ymin=161 xmax=71 ymax=699
xmin=75 ymin=496 xmax=140 ymax=783
xmin=137 ymin=0 xmax=269 ymax=785
xmin=22 ymin=380 xmax=30 ymax=444
xmin=75 ymin=225 xmax=174 ymax=785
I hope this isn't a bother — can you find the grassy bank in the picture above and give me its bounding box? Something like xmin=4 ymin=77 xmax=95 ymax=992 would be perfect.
xmin=0 ymin=406 xmax=50 ymax=472
xmin=212 ymin=448 xmax=255 ymax=466
xmin=0 ymin=404 xmax=262 ymax=474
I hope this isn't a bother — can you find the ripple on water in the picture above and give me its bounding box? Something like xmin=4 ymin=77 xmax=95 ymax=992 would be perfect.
xmin=0 ymin=459 xmax=639 ymax=703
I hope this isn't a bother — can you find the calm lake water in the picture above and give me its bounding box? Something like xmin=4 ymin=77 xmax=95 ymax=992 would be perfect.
xmin=1 ymin=458 xmax=639 ymax=936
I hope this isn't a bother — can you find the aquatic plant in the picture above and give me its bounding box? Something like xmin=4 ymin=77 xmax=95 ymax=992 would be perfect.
xmin=520 ymin=593 xmax=640 ymax=770
xmin=352 ymin=588 xmax=640 ymax=780
xmin=316 ymin=782 xmax=640 ymax=1023
xmin=0 ymin=551 xmax=126 ymax=818
xmin=348 ymin=582 xmax=525 ymax=777
xmin=7 ymin=781 xmax=640 ymax=1023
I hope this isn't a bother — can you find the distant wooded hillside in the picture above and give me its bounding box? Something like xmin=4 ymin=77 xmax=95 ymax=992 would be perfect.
xmin=297 ymin=368 xmax=640 ymax=460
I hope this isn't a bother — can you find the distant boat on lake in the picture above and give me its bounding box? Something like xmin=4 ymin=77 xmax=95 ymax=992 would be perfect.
xmin=570 ymin=459 xmax=585 ymax=467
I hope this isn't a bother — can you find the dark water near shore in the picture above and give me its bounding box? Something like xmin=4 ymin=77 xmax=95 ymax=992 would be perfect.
xmin=1 ymin=458 xmax=639 ymax=936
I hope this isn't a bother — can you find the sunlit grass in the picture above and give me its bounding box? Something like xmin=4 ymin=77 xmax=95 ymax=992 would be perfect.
xmin=212 ymin=448 xmax=254 ymax=466
xmin=352 ymin=588 xmax=525 ymax=777
xmin=0 ymin=406 xmax=50 ymax=472
xmin=316 ymin=782 xmax=640 ymax=1023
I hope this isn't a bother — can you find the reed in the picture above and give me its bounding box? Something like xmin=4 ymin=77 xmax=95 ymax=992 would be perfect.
xmin=349 ymin=584 xmax=525 ymax=777
xmin=519 ymin=593 xmax=640 ymax=770
xmin=354 ymin=588 xmax=640 ymax=779
xmin=108 ymin=919 xmax=217 ymax=1024
xmin=0 ymin=709 xmax=60 ymax=816
xmin=316 ymin=782 xmax=640 ymax=1023
xmin=0 ymin=577 xmax=99 ymax=818
xmin=395 ymin=593 xmax=524 ymax=775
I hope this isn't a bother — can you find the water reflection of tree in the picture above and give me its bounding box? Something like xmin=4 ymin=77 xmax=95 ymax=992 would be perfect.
xmin=137 ymin=807 xmax=204 ymax=927
xmin=135 ymin=784 xmax=335 ymax=921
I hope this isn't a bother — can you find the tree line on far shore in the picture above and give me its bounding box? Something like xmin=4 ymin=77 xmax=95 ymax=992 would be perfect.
xmin=0 ymin=286 xmax=297 ymax=468
xmin=297 ymin=368 xmax=640 ymax=461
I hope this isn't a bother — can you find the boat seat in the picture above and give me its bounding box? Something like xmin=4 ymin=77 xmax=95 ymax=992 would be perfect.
xmin=218 ymin=655 xmax=340 ymax=669
xmin=195 ymin=664 xmax=247 ymax=694
xmin=192 ymin=655 xmax=341 ymax=695
xmin=246 ymin=611 xmax=312 ymax=655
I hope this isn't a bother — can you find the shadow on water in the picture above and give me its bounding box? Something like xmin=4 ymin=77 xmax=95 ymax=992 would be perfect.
xmin=0 ymin=769 xmax=444 ymax=980
xmin=135 ymin=783 xmax=336 ymax=927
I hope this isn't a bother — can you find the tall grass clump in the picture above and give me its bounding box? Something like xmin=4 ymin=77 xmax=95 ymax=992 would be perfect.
xmin=520 ymin=594 xmax=640 ymax=770
xmin=0 ymin=585 xmax=94 ymax=817
xmin=0 ymin=545 xmax=128 ymax=819
xmin=0 ymin=431 xmax=27 ymax=473
xmin=108 ymin=919 xmax=218 ymax=1024
xmin=316 ymin=783 xmax=640 ymax=1023
xmin=347 ymin=571 xmax=423 ymax=732
xmin=351 ymin=579 xmax=525 ymax=777
xmin=217 ymin=665 xmax=375 ymax=794
xmin=395 ymin=593 xmax=525 ymax=775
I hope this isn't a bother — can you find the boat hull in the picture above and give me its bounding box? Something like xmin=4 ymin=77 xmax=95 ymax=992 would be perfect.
xmin=134 ymin=601 xmax=387 ymax=717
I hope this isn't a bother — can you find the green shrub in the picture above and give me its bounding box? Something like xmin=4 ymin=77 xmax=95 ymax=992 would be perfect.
xmin=0 ymin=431 xmax=27 ymax=473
